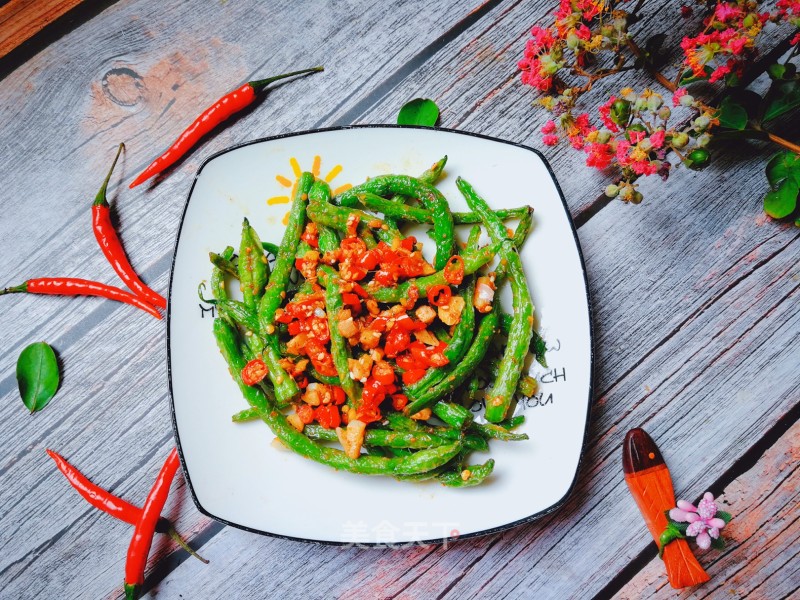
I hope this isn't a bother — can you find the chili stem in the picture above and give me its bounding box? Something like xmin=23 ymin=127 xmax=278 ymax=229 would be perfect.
xmin=249 ymin=67 xmax=324 ymax=92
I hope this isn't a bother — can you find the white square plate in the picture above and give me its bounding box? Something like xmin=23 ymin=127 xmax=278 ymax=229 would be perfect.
xmin=168 ymin=126 xmax=593 ymax=545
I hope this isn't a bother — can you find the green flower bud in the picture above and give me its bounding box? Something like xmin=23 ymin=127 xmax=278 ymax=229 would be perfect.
xmin=657 ymin=106 xmax=672 ymax=121
xmin=693 ymin=116 xmax=710 ymax=131
xmin=686 ymin=148 xmax=711 ymax=170
xmin=618 ymin=185 xmax=634 ymax=202
xmin=634 ymin=97 xmax=648 ymax=112
xmin=679 ymin=94 xmax=695 ymax=107
xmin=647 ymin=95 xmax=663 ymax=112
xmin=611 ymin=99 xmax=631 ymax=127
xmin=632 ymin=191 xmax=644 ymax=204
xmin=597 ymin=130 xmax=612 ymax=144
xmin=696 ymin=133 xmax=711 ymax=148
xmin=671 ymin=132 xmax=690 ymax=148
xmin=743 ymin=14 xmax=756 ymax=28
xmin=605 ymin=184 xmax=620 ymax=197
xmin=566 ymin=33 xmax=580 ymax=49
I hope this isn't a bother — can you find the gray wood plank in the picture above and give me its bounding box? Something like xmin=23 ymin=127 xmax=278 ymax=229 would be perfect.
xmin=614 ymin=420 xmax=800 ymax=599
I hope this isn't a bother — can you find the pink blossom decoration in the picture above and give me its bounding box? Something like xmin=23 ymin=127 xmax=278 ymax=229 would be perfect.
xmin=542 ymin=134 xmax=559 ymax=146
xmin=669 ymin=492 xmax=727 ymax=550
xmin=672 ymin=88 xmax=688 ymax=107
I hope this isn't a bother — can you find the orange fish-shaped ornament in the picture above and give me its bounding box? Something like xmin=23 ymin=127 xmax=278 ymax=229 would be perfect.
xmin=622 ymin=428 xmax=710 ymax=588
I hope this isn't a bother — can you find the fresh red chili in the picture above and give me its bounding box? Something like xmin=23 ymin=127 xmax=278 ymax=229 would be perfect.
xmin=93 ymin=144 xmax=166 ymax=310
xmin=315 ymin=404 xmax=341 ymax=429
xmin=306 ymin=338 xmax=338 ymax=377
xmin=391 ymin=393 xmax=409 ymax=411
xmin=443 ymin=255 xmax=465 ymax=285
xmin=125 ymin=449 xmax=181 ymax=600
xmin=427 ymin=285 xmax=452 ymax=307
xmin=129 ymin=68 xmax=323 ymax=188
xmin=0 ymin=278 xmax=162 ymax=319
xmin=402 ymin=369 xmax=427 ymax=385
xmin=46 ymin=449 xmax=206 ymax=564
xmin=241 ymin=358 xmax=269 ymax=386
xmin=384 ymin=327 xmax=411 ymax=357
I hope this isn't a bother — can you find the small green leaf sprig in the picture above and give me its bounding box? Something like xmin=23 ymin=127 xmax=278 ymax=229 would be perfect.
xmin=659 ymin=492 xmax=732 ymax=558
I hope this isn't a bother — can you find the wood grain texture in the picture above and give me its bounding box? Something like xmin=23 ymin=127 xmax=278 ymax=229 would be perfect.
xmin=614 ymin=420 xmax=800 ymax=599
xmin=0 ymin=0 xmax=85 ymax=59
xmin=0 ymin=0 xmax=798 ymax=598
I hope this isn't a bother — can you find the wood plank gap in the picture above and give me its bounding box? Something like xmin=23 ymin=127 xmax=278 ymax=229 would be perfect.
xmin=591 ymin=390 xmax=800 ymax=600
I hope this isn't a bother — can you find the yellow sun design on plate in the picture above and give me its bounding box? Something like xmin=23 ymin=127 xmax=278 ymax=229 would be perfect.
xmin=267 ymin=156 xmax=352 ymax=225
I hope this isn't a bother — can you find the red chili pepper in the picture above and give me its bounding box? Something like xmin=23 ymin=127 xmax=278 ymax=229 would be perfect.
xmin=241 ymin=358 xmax=269 ymax=386
xmin=297 ymin=403 xmax=314 ymax=424
xmin=384 ymin=327 xmax=411 ymax=358
xmin=92 ymin=144 xmax=167 ymax=310
xmin=394 ymin=314 xmax=427 ymax=332
xmin=0 ymin=278 xmax=162 ymax=319
xmin=300 ymin=223 xmax=319 ymax=248
xmin=351 ymin=283 xmax=369 ymax=299
xmin=391 ymin=393 xmax=409 ymax=411
xmin=371 ymin=360 xmax=396 ymax=386
xmin=129 ymin=68 xmax=323 ymax=188
xmin=443 ymin=256 xmax=465 ymax=285
xmin=400 ymin=236 xmax=417 ymax=252
xmin=332 ymin=386 xmax=346 ymax=405
xmin=402 ymin=369 xmax=427 ymax=385
xmin=46 ymin=449 xmax=206 ymax=563
xmin=427 ymin=285 xmax=452 ymax=307
xmin=124 ymin=449 xmax=182 ymax=600
xmin=315 ymin=404 xmax=341 ymax=429
xmin=306 ymin=338 xmax=338 ymax=377
xmin=395 ymin=353 xmax=417 ymax=371
xmin=342 ymin=292 xmax=362 ymax=314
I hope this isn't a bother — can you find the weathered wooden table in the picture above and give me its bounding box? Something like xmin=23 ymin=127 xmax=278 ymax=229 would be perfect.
xmin=1 ymin=1 xmax=798 ymax=598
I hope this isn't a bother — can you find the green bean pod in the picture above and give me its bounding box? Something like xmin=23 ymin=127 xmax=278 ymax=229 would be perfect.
xmin=261 ymin=241 xmax=280 ymax=257
xmin=209 ymin=250 xmax=238 ymax=280
xmin=393 ymin=441 xmax=462 ymax=475
xmin=383 ymin=413 xmax=461 ymax=440
xmin=472 ymin=421 xmax=528 ymax=442
xmin=512 ymin=206 xmax=534 ymax=249
xmin=318 ymin=265 xmax=361 ymax=404
xmin=304 ymin=424 xmax=452 ymax=449
xmin=457 ymin=177 xmax=534 ymax=423
xmin=336 ymin=175 xmax=454 ymax=269
xmin=232 ymin=407 xmax=260 ymax=422
xmin=210 ymin=247 xmax=235 ymax=302
xmin=306 ymin=200 xmax=400 ymax=243
xmin=404 ymin=276 xmax=476 ymax=397
xmin=452 ymin=206 xmax=531 ymax=225
xmin=404 ymin=311 xmax=500 ymax=416
xmin=259 ymin=172 xmax=314 ymax=330
xmin=432 ymin=401 xmax=474 ymax=429
xmin=238 ymin=218 xmax=268 ymax=310
xmin=214 ymin=318 xmax=401 ymax=475
xmin=438 ymin=459 xmax=495 ymax=487
xmin=499 ymin=313 xmax=548 ymax=368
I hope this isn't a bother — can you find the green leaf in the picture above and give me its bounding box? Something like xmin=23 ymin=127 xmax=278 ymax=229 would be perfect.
xmin=765 ymin=151 xmax=800 ymax=188
xmin=397 ymin=98 xmax=440 ymax=127
xmin=16 ymin=342 xmax=60 ymax=413
xmin=767 ymin=63 xmax=787 ymax=80
xmin=763 ymin=80 xmax=800 ymax=122
xmin=710 ymin=536 xmax=726 ymax=551
xmin=717 ymin=96 xmax=748 ymax=130
xmin=764 ymin=179 xmax=799 ymax=219
xmin=715 ymin=510 xmax=733 ymax=524
xmin=658 ymin=524 xmax=684 ymax=559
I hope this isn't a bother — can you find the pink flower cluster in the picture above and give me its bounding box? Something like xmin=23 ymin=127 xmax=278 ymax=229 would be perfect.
xmin=539 ymin=87 xmax=714 ymax=203
xmin=670 ymin=492 xmax=727 ymax=550
xmin=681 ymin=1 xmax=769 ymax=84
